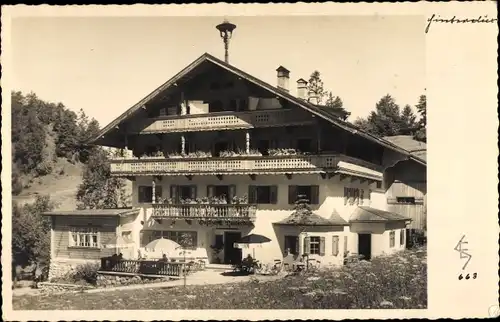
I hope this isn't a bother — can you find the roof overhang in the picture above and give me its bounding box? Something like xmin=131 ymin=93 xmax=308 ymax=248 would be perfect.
xmin=90 ymin=52 xmax=427 ymax=164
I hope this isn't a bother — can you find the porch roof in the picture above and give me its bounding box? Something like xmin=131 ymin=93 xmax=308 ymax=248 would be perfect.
xmin=274 ymin=209 xmax=348 ymax=227
xmin=349 ymin=206 xmax=411 ymax=223
xmin=42 ymin=208 xmax=140 ymax=218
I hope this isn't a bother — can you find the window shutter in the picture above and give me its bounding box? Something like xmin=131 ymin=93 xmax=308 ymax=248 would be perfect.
xmin=288 ymin=185 xmax=298 ymax=204
xmin=170 ymin=185 xmax=178 ymax=202
xmin=310 ymin=185 xmax=320 ymax=204
xmin=207 ymin=185 xmax=215 ymax=198
xmin=355 ymin=188 xmax=360 ymax=205
xmin=319 ymin=237 xmax=326 ymax=256
xmin=270 ymin=186 xmax=278 ymax=204
xmin=228 ymin=185 xmax=237 ymax=203
xmin=248 ymin=185 xmax=257 ymax=204
xmin=360 ymin=189 xmax=364 ymax=205
xmin=343 ymin=235 xmax=348 ymax=254
xmin=332 ymin=236 xmax=339 ymax=256
xmin=155 ymin=186 xmax=163 ymax=202
xmin=295 ymin=236 xmax=300 ymax=255
xmin=189 ymin=185 xmax=197 ymax=200
xmin=344 ymin=187 xmax=348 ymax=205
xmin=303 ymin=237 xmax=311 ymax=255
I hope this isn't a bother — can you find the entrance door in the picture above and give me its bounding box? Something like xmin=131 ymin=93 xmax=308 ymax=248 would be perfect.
xmin=358 ymin=233 xmax=372 ymax=261
xmin=224 ymin=232 xmax=242 ymax=264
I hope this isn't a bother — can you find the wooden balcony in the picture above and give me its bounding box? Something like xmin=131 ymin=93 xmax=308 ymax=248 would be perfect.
xmin=110 ymin=154 xmax=383 ymax=180
xmin=128 ymin=109 xmax=314 ymax=134
xmin=152 ymin=203 xmax=257 ymax=222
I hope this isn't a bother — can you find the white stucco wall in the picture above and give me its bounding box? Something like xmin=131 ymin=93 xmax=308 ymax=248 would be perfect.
xmin=124 ymin=174 xmax=407 ymax=265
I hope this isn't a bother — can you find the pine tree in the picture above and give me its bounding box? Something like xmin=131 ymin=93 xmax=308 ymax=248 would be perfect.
xmin=324 ymin=92 xmax=351 ymax=121
xmin=307 ymin=71 xmax=326 ymax=104
xmin=414 ymin=95 xmax=427 ymax=142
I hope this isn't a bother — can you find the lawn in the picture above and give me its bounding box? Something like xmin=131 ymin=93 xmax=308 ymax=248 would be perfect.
xmin=13 ymin=248 xmax=427 ymax=310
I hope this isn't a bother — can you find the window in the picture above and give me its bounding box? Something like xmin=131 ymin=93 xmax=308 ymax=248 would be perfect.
xmin=344 ymin=187 xmax=361 ymax=205
xmin=397 ymin=197 xmax=416 ymax=204
xmin=69 ymin=227 xmax=99 ymax=248
xmin=389 ymin=231 xmax=395 ymax=248
xmin=376 ymin=181 xmax=382 ymax=189
xmin=284 ymin=235 xmax=299 ymax=255
xmin=304 ymin=236 xmax=325 ymax=255
xmin=207 ymin=185 xmax=236 ymax=203
xmin=296 ymin=138 xmax=313 ymax=153
xmin=400 ymin=230 xmax=405 ymax=246
xmin=138 ymin=186 xmax=163 ymax=203
xmin=170 ymin=185 xmax=197 ymax=203
xmin=332 ymin=236 xmax=340 ymax=256
xmin=248 ymin=185 xmax=278 ymax=204
xmin=288 ymin=185 xmax=319 ymax=204
xmin=151 ymin=231 xmax=197 ymax=249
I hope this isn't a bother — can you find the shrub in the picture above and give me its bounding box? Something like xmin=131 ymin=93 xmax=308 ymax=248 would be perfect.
xmin=72 ymin=263 xmax=100 ymax=285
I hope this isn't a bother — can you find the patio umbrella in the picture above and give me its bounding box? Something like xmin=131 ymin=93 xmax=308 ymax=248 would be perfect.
xmin=144 ymin=237 xmax=181 ymax=256
xmin=235 ymin=234 xmax=272 ymax=258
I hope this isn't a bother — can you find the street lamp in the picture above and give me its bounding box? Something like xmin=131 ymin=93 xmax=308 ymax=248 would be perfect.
xmin=216 ymin=19 xmax=237 ymax=63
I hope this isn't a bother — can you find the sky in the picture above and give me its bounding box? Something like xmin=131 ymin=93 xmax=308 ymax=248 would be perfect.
xmin=11 ymin=15 xmax=425 ymax=127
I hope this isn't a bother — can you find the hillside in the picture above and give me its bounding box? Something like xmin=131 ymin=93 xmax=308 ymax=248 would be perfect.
xmin=12 ymin=158 xmax=84 ymax=210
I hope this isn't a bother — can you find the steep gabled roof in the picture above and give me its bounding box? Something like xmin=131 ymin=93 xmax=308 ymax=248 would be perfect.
xmin=90 ymin=52 xmax=425 ymax=165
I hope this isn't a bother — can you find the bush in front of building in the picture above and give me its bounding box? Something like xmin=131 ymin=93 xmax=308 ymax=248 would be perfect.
xmin=72 ymin=262 xmax=100 ymax=285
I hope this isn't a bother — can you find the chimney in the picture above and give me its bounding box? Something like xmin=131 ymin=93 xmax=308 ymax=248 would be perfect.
xmin=296 ymin=78 xmax=308 ymax=99
xmin=308 ymin=90 xmax=319 ymax=105
xmin=276 ymin=66 xmax=290 ymax=92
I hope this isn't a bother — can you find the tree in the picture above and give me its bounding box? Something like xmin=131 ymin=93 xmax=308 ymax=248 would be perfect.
xmin=354 ymin=94 xmax=410 ymax=137
xmin=76 ymin=148 xmax=129 ymax=209
xmin=307 ymin=71 xmax=326 ymax=104
xmin=76 ymin=109 xmax=101 ymax=163
xmin=414 ymin=95 xmax=427 ymax=142
xmin=401 ymin=104 xmax=417 ymax=129
xmin=12 ymin=196 xmax=54 ymax=270
xmin=324 ymin=92 xmax=351 ymax=121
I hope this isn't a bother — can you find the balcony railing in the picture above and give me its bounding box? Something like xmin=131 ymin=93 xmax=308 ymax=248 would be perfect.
xmin=128 ymin=109 xmax=314 ymax=134
xmin=152 ymin=203 xmax=257 ymax=222
xmin=110 ymin=154 xmax=383 ymax=179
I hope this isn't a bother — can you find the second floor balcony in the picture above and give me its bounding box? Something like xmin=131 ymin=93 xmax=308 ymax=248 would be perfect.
xmin=110 ymin=152 xmax=383 ymax=181
xmin=128 ymin=108 xmax=314 ymax=134
xmin=152 ymin=203 xmax=257 ymax=222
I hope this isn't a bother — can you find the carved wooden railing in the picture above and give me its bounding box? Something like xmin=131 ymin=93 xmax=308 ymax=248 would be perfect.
xmin=129 ymin=109 xmax=314 ymax=134
xmin=110 ymin=154 xmax=383 ymax=179
xmin=152 ymin=203 xmax=257 ymax=221
xmin=99 ymin=258 xmax=186 ymax=276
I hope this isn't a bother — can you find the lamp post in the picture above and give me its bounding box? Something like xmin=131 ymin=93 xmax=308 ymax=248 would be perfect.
xmin=216 ymin=19 xmax=237 ymax=63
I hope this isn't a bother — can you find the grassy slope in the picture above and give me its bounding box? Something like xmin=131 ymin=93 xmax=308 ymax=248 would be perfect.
xmin=13 ymin=158 xmax=84 ymax=210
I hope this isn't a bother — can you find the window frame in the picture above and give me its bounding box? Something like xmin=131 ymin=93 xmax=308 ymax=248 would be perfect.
xmin=249 ymin=185 xmax=278 ymax=204
xmin=69 ymin=226 xmax=100 ymax=249
xmin=138 ymin=185 xmax=163 ymax=203
xmin=309 ymin=236 xmax=321 ymax=255
xmin=396 ymin=197 xmax=416 ymax=205
xmin=151 ymin=230 xmax=198 ymax=250
xmin=400 ymin=229 xmax=405 ymax=246
xmin=389 ymin=231 xmax=396 ymax=248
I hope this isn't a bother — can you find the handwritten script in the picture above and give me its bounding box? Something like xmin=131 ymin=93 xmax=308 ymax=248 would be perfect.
xmin=426 ymin=14 xmax=497 ymax=33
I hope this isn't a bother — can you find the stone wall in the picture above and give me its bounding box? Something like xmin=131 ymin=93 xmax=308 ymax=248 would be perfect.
xmin=48 ymin=259 xmax=99 ymax=280
xmin=96 ymin=273 xmax=171 ymax=288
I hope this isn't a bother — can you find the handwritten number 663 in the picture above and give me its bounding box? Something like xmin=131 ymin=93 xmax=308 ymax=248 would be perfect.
xmin=458 ymin=273 xmax=477 ymax=280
